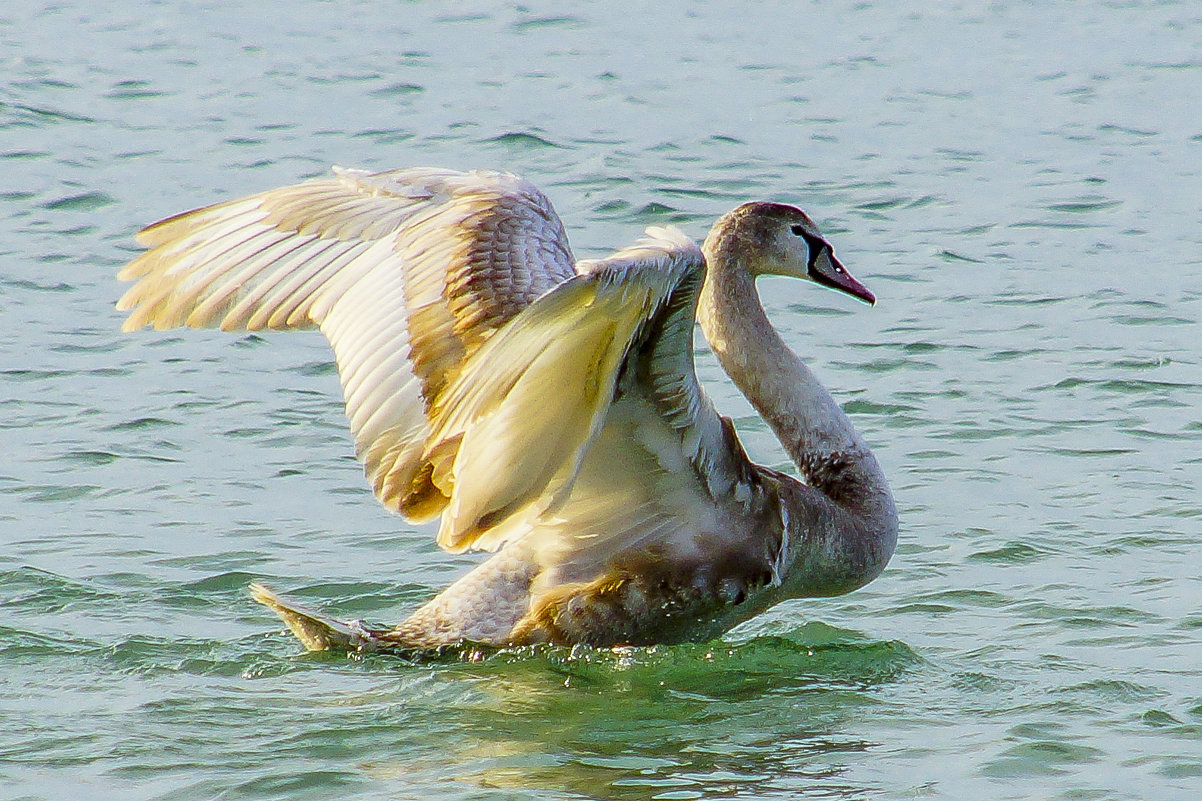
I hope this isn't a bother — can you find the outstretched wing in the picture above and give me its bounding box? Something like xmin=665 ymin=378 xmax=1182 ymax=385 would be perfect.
xmin=458 ymin=228 xmax=767 ymax=584
xmin=416 ymin=227 xmax=717 ymax=553
xmin=120 ymin=175 xmax=756 ymax=567
xmin=118 ymin=167 xmax=576 ymax=519
xmin=422 ymin=226 xmax=763 ymax=590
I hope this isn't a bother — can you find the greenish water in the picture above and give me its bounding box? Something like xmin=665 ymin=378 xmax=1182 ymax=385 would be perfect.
xmin=3 ymin=1 xmax=1200 ymax=799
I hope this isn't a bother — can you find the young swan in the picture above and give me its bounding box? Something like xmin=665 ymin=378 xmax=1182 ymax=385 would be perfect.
xmin=118 ymin=167 xmax=897 ymax=652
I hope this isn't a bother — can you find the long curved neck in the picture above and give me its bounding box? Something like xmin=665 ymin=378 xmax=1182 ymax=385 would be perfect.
xmin=699 ymin=234 xmax=864 ymax=468
xmin=699 ymin=228 xmax=897 ymax=596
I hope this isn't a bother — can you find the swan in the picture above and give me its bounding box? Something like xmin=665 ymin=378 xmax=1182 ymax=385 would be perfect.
xmin=117 ymin=167 xmax=897 ymax=652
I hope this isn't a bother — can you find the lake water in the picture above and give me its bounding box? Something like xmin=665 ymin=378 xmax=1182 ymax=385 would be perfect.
xmin=2 ymin=1 xmax=1200 ymax=799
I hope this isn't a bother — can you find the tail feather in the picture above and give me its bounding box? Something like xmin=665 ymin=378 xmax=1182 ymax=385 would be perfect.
xmin=249 ymin=582 xmax=379 ymax=653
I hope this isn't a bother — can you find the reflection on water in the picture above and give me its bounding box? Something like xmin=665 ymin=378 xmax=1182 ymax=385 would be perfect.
xmin=349 ymin=627 xmax=918 ymax=800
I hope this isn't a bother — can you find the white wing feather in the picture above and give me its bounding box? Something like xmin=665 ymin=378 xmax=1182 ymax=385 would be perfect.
xmin=119 ymin=167 xmax=575 ymax=519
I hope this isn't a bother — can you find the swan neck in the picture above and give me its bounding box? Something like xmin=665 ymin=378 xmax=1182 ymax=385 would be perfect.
xmin=700 ymin=221 xmax=898 ymax=596
xmin=699 ymin=236 xmax=861 ymax=464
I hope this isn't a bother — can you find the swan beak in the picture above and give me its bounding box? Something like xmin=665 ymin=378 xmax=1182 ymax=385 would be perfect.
xmin=810 ymin=248 xmax=876 ymax=306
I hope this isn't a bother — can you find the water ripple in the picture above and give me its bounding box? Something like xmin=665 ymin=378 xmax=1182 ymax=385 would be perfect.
xmin=3 ymin=1 xmax=1202 ymax=798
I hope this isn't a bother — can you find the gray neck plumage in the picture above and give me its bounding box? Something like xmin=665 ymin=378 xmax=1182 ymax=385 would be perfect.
xmin=699 ymin=229 xmax=897 ymax=598
xmin=699 ymin=231 xmax=867 ymax=470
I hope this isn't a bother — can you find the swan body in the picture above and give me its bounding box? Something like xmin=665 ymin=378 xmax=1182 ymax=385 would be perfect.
xmin=118 ymin=167 xmax=897 ymax=652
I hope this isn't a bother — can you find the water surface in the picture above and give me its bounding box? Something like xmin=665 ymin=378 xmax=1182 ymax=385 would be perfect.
xmin=2 ymin=1 xmax=1200 ymax=799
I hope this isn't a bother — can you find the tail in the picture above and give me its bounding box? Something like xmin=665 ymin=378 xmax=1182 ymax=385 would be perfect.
xmin=250 ymin=582 xmax=380 ymax=653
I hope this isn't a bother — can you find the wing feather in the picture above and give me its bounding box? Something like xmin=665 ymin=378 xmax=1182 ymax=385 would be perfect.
xmin=184 ymin=236 xmax=316 ymax=328
xmin=119 ymin=167 xmax=577 ymax=522
xmin=217 ymin=239 xmax=342 ymax=330
xmin=459 ymin=227 xmax=757 ymax=586
xmin=419 ymin=228 xmax=725 ymax=556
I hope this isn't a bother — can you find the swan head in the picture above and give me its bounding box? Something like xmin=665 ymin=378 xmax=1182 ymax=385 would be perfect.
xmin=712 ymin=202 xmax=876 ymax=306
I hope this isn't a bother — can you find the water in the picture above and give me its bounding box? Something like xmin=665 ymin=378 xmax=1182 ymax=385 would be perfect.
xmin=3 ymin=0 xmax=1200 ymax=798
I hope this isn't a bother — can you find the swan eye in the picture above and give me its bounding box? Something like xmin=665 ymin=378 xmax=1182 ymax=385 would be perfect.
xmin=791 ymin=225 xmax=825 ymax=270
